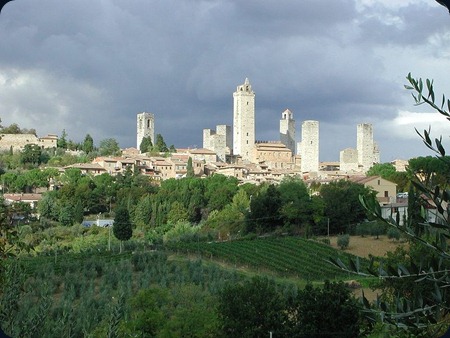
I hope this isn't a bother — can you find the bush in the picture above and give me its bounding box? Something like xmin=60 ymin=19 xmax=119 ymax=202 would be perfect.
xmin=337 ymin=234 xmax=350 ymax=250
xmin=387 ymin=227 xmax=401 ymax=241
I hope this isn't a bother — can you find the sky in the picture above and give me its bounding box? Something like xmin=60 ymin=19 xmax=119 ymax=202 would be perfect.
xmin=1 ymin=0 xmax=450 ymax=162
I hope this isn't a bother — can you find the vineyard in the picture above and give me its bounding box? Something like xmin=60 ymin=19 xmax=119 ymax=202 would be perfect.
xmin=3 ymin=250 xmax=258 ymax=337
xmin=0 ymin=236 xmax=374 ymax=337
xmin=165 ymin=236 xmax=368 ymax=281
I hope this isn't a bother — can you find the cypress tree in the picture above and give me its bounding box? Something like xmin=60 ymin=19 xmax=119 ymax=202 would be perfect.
xmin=113 ymin=204 xmax=132 ymax=253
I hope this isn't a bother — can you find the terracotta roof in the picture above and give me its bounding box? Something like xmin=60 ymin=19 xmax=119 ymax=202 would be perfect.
xmin=4 ymin=193 xmax=42 ymax=202
xmin=66 ymin=163 xmax=106 ymax=170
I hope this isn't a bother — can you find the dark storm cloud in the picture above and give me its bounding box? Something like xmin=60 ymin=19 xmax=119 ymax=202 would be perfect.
xmin=0 ymin=0 xmax=449 ymax=161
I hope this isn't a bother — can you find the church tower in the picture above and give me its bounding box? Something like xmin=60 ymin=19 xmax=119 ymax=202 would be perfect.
xmin=137 ymin=112 xmax=155 ymax=150
xmin=233 ymin=78 xmax=255 ymax=162
xmin=280 ymin=109 xmax=296 ymax=154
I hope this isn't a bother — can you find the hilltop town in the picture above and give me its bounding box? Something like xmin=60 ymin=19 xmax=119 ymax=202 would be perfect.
xmin=0 ymin=78 xmax=407 ymax=186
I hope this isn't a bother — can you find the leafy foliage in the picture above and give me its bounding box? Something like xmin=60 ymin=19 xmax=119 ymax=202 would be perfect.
xmin=285 ymin=281 xmax=362 ymax=337
xmin=320 ymin=180 xmax=375 ymax=234
xmin=218 ymin=276 xmax=285 ymax=337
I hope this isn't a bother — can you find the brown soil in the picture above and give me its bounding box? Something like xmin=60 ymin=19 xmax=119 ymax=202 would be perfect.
xmin=329 ymin=235 xmax=407 ymax=258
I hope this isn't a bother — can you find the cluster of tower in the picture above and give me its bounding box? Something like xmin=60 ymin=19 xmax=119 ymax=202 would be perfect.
xmin=137 ymin=78 xmax=379 ymax=173
xmin=204 ymin=78 xmax=323 ymax=171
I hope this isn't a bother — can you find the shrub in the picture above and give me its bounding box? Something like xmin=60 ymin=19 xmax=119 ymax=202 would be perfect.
xmin=387 ymin=227 xmax=401 ymax=241
xmin=337 ymin=234 xmax=350 ymax=250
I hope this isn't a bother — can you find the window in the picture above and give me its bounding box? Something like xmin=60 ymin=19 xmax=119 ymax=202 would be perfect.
xmin=384 ymin=191 xmax=388 ymax=197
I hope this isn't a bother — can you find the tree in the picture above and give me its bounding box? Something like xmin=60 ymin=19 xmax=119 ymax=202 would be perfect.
xmin=186 ymin=157 xmax=194 ymax=177
xmin=320 ymin=180 xmax=374 ymax=234
xmin=20 ymin=144 xmax=42 ymax=166
xmin=367 ymin=163 xmax=396 ymax=178
xmin=278 ymin=176 xmax=324 ymax=234
xmin=285 ymin=281 xmax=362 ymax=337
xmin=113 ymin=204 xmax=132 ymax=253
xmin=118 ymin=288 xmax=167 ymax=337
xmin=167 ymin=201 xmax=189 ymax=224
xmin=245 ymin=184 xmax=282 ymax=233
xmin=331 ymin=74 xmax=450 ymax=335
xmin=217 ymin=277 xmax=285 ymax=337
xmin=1 ymin=123 xmax=22 ymax=134
xmin=153 ymin=134 xmax=168 ymax=153
xmin=139 ymin=136 xmax=153 ymax=154
xmin=82 ymin=134 xmax=94 ymax=154
xmin=99 ymin=138 xmax=121 ymax=156
xmin=57 ymin=129 xmax=67 ymax=149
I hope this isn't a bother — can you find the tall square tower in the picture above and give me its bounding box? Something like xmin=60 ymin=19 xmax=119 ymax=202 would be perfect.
xmin=300 ymin=120 xmax=319 ymax=173
xmin=280 ymin=108 xmax=296 ymax=154
xmin=357 ymin=123 xmax=374 ymax=172
xmin=137 ymin=112 xmax=155 ymax=150
xmin=233 ymin=78 xmax=255 ymax=162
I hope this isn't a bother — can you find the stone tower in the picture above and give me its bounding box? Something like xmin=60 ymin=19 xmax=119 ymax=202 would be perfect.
xmin=357 ymin=123 xmax=374 ymax=172
xmin=203 ymin=125 xmax=232 ymax=162
xmin=300 ymin=120 xmax=319 ymax=173
xmin=233 ymin=78 xmax=255 ymax=162
xmin=279 ymin=108 xmax=296 ymax=154
xmin=137 ymin=112 xmax=155 ymax=151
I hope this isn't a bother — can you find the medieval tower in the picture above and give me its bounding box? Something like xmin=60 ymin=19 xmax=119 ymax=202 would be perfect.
xmin=233 ymin=78 xmax=255 ymax=162
xmin=357 ymin=123 xmax=375 ymax=172
xmin=203 ymin=124 xmax=232 ymax=162
xmin=279 ymin=109 xmax=296 ymax=154
xmin=137 ymin=112 xmax=155 ymax=150
xmin=300 ymin=120 xmax=319 ymax=173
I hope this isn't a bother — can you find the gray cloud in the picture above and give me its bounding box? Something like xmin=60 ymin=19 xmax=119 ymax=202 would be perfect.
xmin=0 ymin=0 xmax=449 ymax=161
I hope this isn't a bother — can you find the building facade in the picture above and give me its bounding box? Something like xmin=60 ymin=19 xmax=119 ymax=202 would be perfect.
xmin=279 ymin=109 xmax=295 ymax=154
xmin=233 ymin=78 xmax=255 ymax=162
xmin=252 ymin=141 xmax=295 ymax=170
xmin=137 ymin=112 xmax=155 ymax=151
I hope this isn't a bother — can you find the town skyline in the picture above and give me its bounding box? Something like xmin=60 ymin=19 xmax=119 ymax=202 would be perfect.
xmin=1 ymin=1 xmax=450 ymax=162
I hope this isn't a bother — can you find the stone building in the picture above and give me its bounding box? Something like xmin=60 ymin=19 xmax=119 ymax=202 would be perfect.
xmin=38 ymin=134 xmax=58 ymax=149
xmin=233 ymin=78 xmax=255 ymax=162
xmin=299 ymin=120 xmax=319 ymax=173
xmin=137 ymin=112 xmax=155 ymax=151
xmin=203 ymin=124 xmax=232 ymax=162
xmin=0 ymin=133 xmax=59 ymax=152
xmin=279 ymin=109 xmax=296 ymax=154
xmin=252 ymin=141 xmax=295 ymax=170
